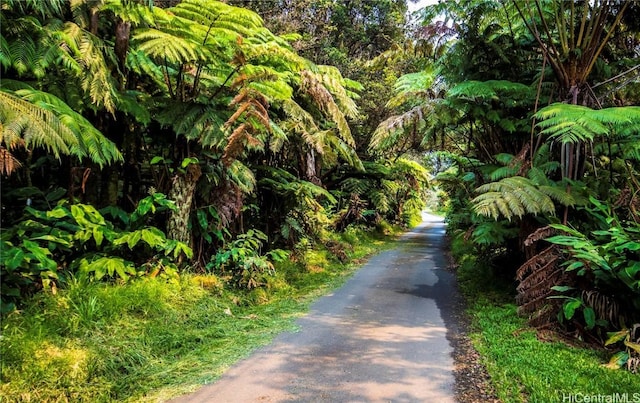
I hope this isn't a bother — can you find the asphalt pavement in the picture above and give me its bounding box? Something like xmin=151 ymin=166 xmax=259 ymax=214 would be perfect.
xmin=171 ymin=213 xmax=456 ymax=402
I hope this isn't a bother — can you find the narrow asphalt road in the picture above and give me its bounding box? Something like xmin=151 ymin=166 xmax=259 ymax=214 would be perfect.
xmin=171 ymin=213 xmax=457 ymax=402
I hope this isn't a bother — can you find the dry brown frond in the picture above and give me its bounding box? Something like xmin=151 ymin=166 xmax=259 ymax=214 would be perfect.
xmin=0 ymin=146 xmax=22 ymax=175
xmin=524 ymin=225 xmax=557 ymax=247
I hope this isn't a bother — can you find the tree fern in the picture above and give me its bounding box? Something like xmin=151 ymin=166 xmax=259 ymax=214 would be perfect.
xmin=258 ymin=166 xmax=336 ymax=205
xmin=100 ymin=0 xmax=156 ymax=27
xmin=535 ymin=103 xmax=640 ymax=144
xmin=55 ymin=22 xmax=120 ymax=113
xmin=0 ymin=90 xmax=76 ymax=158
xmin=0 ymin=146 xmax=22 ymax=175
xmin=313 ymin=65 xmax=360 ymax=119
xmin=323 ymin=133 xmax=364 ymax=171
xmin=173 ymin=0 xmax=263 ymax=38
xmin=221 ymin=88 xmax=270 ymax=165
xmin=133 ymin=28 xmax=207 ymax=64
xmin=0 ymin=87 xmax=122 ymax=169
xmin=369 ymin=103 xmax=434 ymax=152
xmin=299 ymin=69 xmax=355 ymax=147
xmin=340 ymin=177 xmax=373 ymax=196
xmin=473 ymin=176 xmax=569 ymax=220
xmin=447 ymin=80 xmax=534 ymax=102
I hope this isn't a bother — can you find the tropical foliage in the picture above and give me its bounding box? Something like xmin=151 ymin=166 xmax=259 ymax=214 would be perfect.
xmin=370 ymin=0 xmax=640 ymax=369
xmin=3 ymin=0 xmax=640 ymax=399
xmin=1 ymin=0 xmax=427 ymax=310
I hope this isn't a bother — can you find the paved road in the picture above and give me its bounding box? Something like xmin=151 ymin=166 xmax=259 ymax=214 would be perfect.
xmin=171 ymin=213 xmax=456 ymax=402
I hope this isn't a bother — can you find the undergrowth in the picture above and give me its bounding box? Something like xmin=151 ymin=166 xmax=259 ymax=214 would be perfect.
xmin=0 ymin=224 xmax=402 ymax=402
xmin=452 ymin=233 xmax=640 ymax=402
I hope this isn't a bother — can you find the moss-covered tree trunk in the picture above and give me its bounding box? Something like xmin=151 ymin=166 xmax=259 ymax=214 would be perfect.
xmin=167 ymin=164 xmax=202 ymax=248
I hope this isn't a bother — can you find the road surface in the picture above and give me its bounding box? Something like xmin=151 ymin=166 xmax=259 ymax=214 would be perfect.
xmin=171 ymin=213 xmax=457 ymax=402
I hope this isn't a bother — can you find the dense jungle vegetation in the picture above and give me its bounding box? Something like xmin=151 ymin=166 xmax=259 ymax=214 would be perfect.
xmin=1 ymin=0 xmax=640 ymax=400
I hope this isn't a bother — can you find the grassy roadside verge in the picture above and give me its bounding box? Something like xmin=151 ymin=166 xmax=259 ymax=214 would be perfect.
xmin=453 ymin=236 xmax=640 ymax=402
xmin=0 ymin=225 xmax=402 ymax=403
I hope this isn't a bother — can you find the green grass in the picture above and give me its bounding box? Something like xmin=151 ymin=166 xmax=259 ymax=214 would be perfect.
xmin=0 ymin=225 xmax=402 ymax=402
xmin=454 ymin=236 xmax=640 ymax=402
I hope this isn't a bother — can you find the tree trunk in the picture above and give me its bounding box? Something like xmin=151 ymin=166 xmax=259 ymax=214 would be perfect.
xmin=304 ymin=148 xmax=321 ymax=185
xmin=167 ymin=163 xmax=202 ymax=248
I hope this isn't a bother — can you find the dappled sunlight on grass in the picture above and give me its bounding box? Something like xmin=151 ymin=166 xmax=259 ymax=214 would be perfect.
xmin=1 ymin=225 xmax=404 ymax=402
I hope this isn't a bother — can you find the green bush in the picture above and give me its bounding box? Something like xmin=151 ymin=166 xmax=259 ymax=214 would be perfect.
xmin=0 ymin=193 xmax=190 ymax=313
xmin=207 ymin=229 xmax=288 ymax=289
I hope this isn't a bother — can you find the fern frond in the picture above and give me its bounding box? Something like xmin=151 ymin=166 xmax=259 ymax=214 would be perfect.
xmin=448 ymin=80 xmax=534 ymax=102
xmin=324 ymin=133 xmax=364 ymax=171
xmin=300 ymin=70 xmax=354 ymax=147
xmin=244 ymin=41 xmax=307 ymax=72
xmin=0 ymin=88 xmax=121 ymax=166
xmin=133 ymin=28 xmax=205 ymax=64
xmin=340 ymin=177 xmax=373 ymax=195
xmin=0 ymin=146 xmax=22 ymax=175
xmin=369 ymin=103 xmax=433 ymax=152
xmin=267 ymin=120 xmax=287 ymax=153
xmin=226 ymin=160 xmax=256 ymax=194
xmin=538 ymin=185 xmax=576 ymax=207
xmin=15 ymin=88 xmax=122 ymax=166
xmin=489 ymin=165 xmax=519 ymax=181
xmin=535 ymin=103 xmax=640 ymax=144
xmin=473 ymin=176 xmax=557 ymax=220
xmin=100 ymin=0 xmax=156 ymax=26
xmin=126 ymin=48 xmax=168 ymax=92
xmin=395 ymin=70 xmax=437 ymax=94
xmin=369 ymin=189 xmax=391 ymax=214
xmin=314 ymin=65 xmax=360 ymax=118
xmin=0 ymin=89 xmax=75 ymax=157
xmin=56 ymin=22 xmax=120 ymax=113
xmin=172 ymin=0 xmax=263 ymax=38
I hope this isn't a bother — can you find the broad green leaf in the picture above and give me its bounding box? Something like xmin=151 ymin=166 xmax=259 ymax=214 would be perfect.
xmin=1 ymin=247 xmax=25 ymax=270
xmin=93 ymin=227 xmax=104 ymax=246
xmin=603 ymin=351 xmax=629 ymax=369
xmin=563 ymin=299 xmax=582 ymax=320
xmin=196 ymin=209 xmax=208 ymax=230
xmin=22 ymin=240 xmax=57 ymax=270
xmin=47 ymin=206 xmax=69 ymax=219
xmin=26 ymin=207 xmax=49 ymax=220
xmin=128 ymin=231 xmax=142 ymax=249
xmin=583 ymin=307 xmax=596 ymax=329
xmin=141 ymin=227 xmax=165 ymax=248
xmin=605 ymin=329 xmax=629 ymax=346
xmin=550 ymin=285 xmax=574 ymax=292
xmin=32 ymin=235 xmax=72 ymax=248
xmin=624 ymin=340 xmax=640 ymax=354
